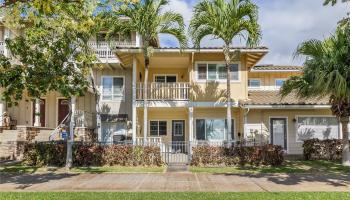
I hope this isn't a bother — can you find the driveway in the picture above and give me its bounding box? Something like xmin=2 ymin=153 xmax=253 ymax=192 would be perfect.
xmin=1 ymin=172 xmax=350 ymax=192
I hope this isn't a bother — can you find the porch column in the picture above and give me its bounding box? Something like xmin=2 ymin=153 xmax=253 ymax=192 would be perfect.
xmin=3 ymin=28 xmax=10 ymax=57
xmin=135 ymin=32 xmax=141 ymax=47
xmin=33 ymin=99 xmax=41 ymax=127
xmin=70 ymin=96 xmax=77 ymax=139
xmin=132 ymin=56 xmax=137 ymax=144
xmin=0 ymin=100 xmax=4 ymax=127
xmin=188 ymin=106 xmax=194 ymax=158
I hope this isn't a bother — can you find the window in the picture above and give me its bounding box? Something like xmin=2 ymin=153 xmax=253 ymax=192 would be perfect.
xmin=275 ymin=79 xmax=286 ymax=88
xmin=154 ymin=75 xmax=177 ymax=83
xmin=150 ymin=121 xmax=167 ymax=136
xmin=101 ymin=122 xmax=127 ymax=143
xmin=196 ymin=63 xmax=239 ymax=82
xmin=296 ymin=116 xmax=340 ymax=142
xmin=248 ymin=79 xmax=261 ymax=88
xmin=102 ymin=76 xmax=124 ymax=101
xmin=196 ymin=119 xmax=235 ymax=141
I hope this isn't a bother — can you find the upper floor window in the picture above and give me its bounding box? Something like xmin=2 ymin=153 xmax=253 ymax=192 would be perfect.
xmin=102 ymin=76 xmax=124 ymax=101
xmin=248 ymin=79 xmax=261 ymax=88
xmin=154 ymin=75 xmax=177 ymax=83
xmin=196 ymin=63 xmax=239 ymax=82
xmin=275 ymin=79 xmax=286 ymax=88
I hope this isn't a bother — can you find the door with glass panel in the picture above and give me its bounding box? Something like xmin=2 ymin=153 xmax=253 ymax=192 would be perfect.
xmin=153 ymin=75 xmax=177 ymax=99
xmin=270 ymin=118 xmax=287 ymax=150
xmin=172 ymin=120 xmax=186 ymax=153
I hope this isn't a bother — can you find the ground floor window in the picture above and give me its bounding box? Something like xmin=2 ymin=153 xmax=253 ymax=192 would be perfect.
xmin=101 ymin=122 xmax=127 ymax=143
xmin=196 ymin=119 xmax=234 ymax=141
xmin=296 ymin=116 xmax=339 ymax=141
xmin=150 ymin=121 xmax=167 ymax=136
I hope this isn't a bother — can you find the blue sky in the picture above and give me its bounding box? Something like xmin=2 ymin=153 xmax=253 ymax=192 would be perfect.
xmin=160 ymin=0 xmax=349 ymax=65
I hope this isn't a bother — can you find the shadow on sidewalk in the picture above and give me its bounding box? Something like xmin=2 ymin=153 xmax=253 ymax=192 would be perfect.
xmin=220 ymin=173 xmax=350 ymax=187
xmin=0 ymin=173 xmax=78 ymax=189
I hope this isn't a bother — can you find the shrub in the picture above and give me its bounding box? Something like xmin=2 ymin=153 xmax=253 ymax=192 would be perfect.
xmin=191 ymin=144 xmax=284 ymax=167
xmin=22 ymin=142 xmax=162 ymax=167
xmin=303 ymin=139 xmax=347 ymax=161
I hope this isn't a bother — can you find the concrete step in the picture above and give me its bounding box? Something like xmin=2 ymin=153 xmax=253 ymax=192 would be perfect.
xmin=34 ymin=130 xmax=53 ymax=142
xmin=0 ymin=130 xmax=19 ymax=142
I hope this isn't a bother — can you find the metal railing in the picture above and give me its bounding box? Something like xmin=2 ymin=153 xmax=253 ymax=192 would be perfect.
xmin=135 ymin=137 xmax=162 ymax=146
xmin=49 ymin=113 xmax=71 ymax=141
xmin=88 ymin=41 xmax=136 ymax=59
xmin=136 ymin=82 xmax=190 ymax=100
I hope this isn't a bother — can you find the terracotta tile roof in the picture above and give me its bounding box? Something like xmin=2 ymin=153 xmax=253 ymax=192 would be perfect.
xmin=251 ymin=65 xmax=303 ymax=71
xmin=244 ymin=90 xmax=329 ymax=105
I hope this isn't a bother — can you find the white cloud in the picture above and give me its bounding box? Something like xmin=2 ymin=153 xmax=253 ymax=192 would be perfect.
xmin=159 ymin=0 xmax=349 ymax=65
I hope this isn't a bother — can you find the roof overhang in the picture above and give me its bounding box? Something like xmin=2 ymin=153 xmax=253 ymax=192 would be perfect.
xmin=114 ymin=47 xmax=269 ymax=67
xmin=243 ymin=104 xmax=331 ymax=109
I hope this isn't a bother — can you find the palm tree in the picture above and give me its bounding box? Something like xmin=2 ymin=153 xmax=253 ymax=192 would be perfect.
xmin=189 ymin=0 xmax=261 ymax=141
xmin=281 ymin=23 xmax=350 ymax=166
xmin=104 ymin=0 xmax=187 ymax=143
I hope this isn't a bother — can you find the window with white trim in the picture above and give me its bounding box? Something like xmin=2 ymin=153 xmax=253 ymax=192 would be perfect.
xmin=248 ymin=79 xmax=261 ymax=88
xmin=150 ymin=121 xmax=167 ymax=136
xmin=196 ymin=63 xmax=239 ymax=81
xmin=102 ymin=76 xmax=124 ymax=101
xmin=275 ymin=79 xmax=286 ymax=88
xmin=154 ymin=75 xmax=177 ymax=83
xmin=196 ymin=119 xmax=234 ymax=141
xmin=296 ymin=116 xmax=340 ymax=142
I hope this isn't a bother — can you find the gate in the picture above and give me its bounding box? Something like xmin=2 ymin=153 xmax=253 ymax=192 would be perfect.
xmin=161 ymin=141 xmax=190 ymax=165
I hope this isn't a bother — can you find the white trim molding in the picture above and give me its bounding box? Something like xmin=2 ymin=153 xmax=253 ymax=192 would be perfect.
xmin=244 ymin=105 xmax=331 ymax=109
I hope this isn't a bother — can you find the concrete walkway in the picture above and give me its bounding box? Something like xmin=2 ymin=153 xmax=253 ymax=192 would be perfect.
xmin=1 ymin=172 xmax=350 ymax=192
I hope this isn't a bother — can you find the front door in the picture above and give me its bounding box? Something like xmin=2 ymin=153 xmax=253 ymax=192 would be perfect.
xmin=32 ymin=99 xmax=46 ymax=127
xmin=172 ymin=120 xmax=185 ymax=153
xmin=58 ymin=99 xmax=70 ymax=125
xmin=270 ymin=118 xmax=287 ymax=150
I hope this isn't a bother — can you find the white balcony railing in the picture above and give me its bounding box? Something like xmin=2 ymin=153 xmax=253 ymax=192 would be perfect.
xmin=135 ymin=137 xmax=162 ymax=145
xmin=137 ymin=82 xmax=190 ymax=101
xmin=88 ymin=41 xmax=136 ymax=60
xmin=0 ymin=41 xmax=4 ymax=55
xmin=248 ymin=86 xmax=281 ymax=91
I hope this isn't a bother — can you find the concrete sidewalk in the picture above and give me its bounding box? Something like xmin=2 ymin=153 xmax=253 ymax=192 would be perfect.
xmin=1 ymin=172 xmax=350 ymax=192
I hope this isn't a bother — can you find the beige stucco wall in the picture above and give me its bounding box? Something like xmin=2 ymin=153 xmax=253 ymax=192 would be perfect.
xmin=246 ymin=108 xmax=335 ymax=155
xmin=136 ymin=108 xmax=188 ymax=143
xmin=248 ymin=71 xmax=301 ymax=87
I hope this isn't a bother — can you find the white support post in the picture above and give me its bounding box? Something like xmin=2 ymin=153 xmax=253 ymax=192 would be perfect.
xmin=135 ymin=32 xmax=141 ymax=47
xmin=188 ymin=106 xmax=194 ymax=158
xmin=3 ymin=28 xmax=10 ymax=57
xmin=34 ymin=99 xmax=41 ymax=127
xmin=132 ymin=56 xmax=137 ymax=144
xmin=0 ymin=100 xmax=4 ymax=127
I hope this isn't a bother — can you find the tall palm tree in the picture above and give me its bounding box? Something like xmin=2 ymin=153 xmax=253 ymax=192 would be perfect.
xmin=104 ymin=0 xmax=187 ymax=143
xmin=189 ymin=0 xmax=261 ymax=141
xmin=281 ymin=23 xmax=350 ymax=166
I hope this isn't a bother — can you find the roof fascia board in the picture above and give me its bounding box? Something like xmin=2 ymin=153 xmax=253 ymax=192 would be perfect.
xmin=243 ymin=105 xmax=331 ymax=109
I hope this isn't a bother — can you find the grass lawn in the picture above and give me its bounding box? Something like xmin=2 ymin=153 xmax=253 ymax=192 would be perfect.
xmin=190 ymin=160 xmax=350 ymax=174
xmin=0 ymin=163 xmax=165 ymax=173
xmin=1 ymin=192 xmax=350 ymax=200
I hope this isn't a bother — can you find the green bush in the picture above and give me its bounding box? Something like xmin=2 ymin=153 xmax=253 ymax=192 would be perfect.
xmin=191 ymin=144 xmax=284 ymax=167
xmin=303 ymin=139 xmax=347 ymax=161
xmin=22 ymin=142 xmax=162 ymax=167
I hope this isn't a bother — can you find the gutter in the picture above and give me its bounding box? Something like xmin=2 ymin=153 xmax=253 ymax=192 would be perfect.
xmin=113 ymin=48 xmax=269 ymax=54
xmin=243 ymin=105 xmax=331 ymax=109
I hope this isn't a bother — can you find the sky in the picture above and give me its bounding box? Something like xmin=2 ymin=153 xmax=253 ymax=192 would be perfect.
xmin=159 ymin=0 xmax=349 ymax=66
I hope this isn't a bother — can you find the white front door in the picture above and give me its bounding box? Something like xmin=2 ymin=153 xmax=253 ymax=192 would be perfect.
xmin=270 ymin=118 xmax=287 ymax=150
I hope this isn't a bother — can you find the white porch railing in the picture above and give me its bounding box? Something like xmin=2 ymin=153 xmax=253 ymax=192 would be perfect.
xmin=248 ymin=86 xmax=281 ymax=91
xmin=74 ymin=110 xmax=95 ymax=128
xmin=0 ymin=41 xmax=4 ymax=55
xmin=88 ymin=41 xmax=136 ymax=60
xmin=137 ymin=82 xmax=190 ymax=100
xmin=135 ymin=137 xmax=162 ymax=145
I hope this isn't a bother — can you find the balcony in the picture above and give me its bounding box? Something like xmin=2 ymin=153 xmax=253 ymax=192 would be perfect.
xmin=0 ymin=41 xmax=4 ymax=55
xmin=137 ymin=82 xmax=190 ymax=101
xmin=88 ymin=41 xmax=136 ymax=60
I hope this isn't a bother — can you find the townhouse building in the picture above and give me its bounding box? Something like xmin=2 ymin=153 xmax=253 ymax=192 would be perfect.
xmin=0 ymin=24 xmax=341 ymax=156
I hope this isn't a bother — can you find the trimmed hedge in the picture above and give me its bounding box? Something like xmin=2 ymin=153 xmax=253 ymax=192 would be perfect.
xmin=23 ymin=142 xmax=162 ymax=167
xmin=303 ymin=139 xmax=350 ymax=161
xmin=191 ymin=144 xmax=284 ymax=167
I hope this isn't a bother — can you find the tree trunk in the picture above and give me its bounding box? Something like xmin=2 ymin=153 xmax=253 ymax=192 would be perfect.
xmin=66 ymin=96 xmax=76 ymax=170
xmin=340 ymin=116 xmax=350 ymax=166
xmin=223 ymin=45 xmax=232 ymax=143
xmin=143 ymin=56 xmax=150 ymax=144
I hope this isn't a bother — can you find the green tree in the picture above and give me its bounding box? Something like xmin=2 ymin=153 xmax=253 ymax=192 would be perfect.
xmin=0 ymin=0 xmax=99 ymax=168
xmin=281 ymin=23 xmax=350 ymax=166
xmin=102 ymin=0 xmax=187 ymax=142
xmin=189 ymin=0 xmax=261 ymax=141
xmin=324 ymin=0 xmax=350 ymax=6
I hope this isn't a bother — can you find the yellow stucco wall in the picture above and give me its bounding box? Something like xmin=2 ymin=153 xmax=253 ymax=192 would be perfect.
xmin=248 ymin=71 xmax=301 ymax=87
